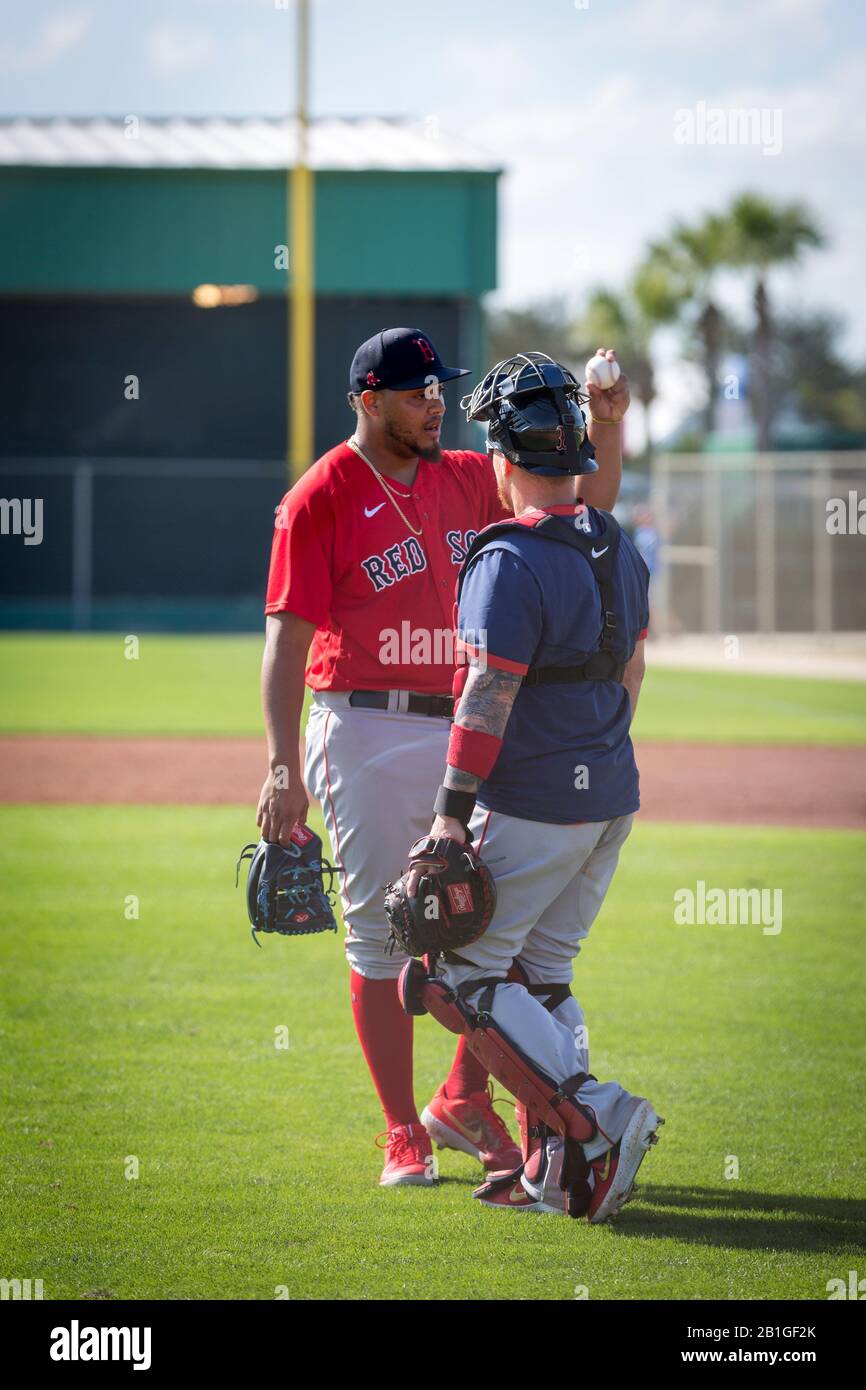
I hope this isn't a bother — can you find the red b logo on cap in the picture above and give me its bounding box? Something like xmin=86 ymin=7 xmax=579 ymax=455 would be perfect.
xmin=413 ymin=337 xmax=435 ymax=364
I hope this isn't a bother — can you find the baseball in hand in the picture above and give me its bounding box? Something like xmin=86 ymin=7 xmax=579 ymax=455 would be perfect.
xmin=585 ymin=354 xmax=621 ymax=390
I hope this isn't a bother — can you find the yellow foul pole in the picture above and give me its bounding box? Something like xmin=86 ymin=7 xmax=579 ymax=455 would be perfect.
xmin=288 ymin=0 xmax=314 ymax=478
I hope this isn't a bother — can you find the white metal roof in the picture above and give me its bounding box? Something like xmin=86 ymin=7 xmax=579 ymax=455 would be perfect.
xmin=0 ymin=116 xmax=500 ymax=173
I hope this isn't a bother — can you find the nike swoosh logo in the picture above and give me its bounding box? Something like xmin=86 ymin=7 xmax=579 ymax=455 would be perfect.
xmin=441 ymin=1106 xmax=485 ymax=1146
xmin=591 ymin=545 xmax=609 ymax=558
xmin=509 ymin=1184 xmax=531 ymax=1203
xmin=596 ymin=1150 xmax=613 ymax=1181
xmin=364 ymin=503 xmax=386 ymax=518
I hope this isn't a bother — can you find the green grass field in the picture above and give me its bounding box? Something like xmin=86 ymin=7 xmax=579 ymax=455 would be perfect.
xmin=1 ymin=635 xmax=863 ymax=1300
xmin=2 ymin=806 xmax=864 ymax=1301
xmin=0 ymin=633 xmax=864 ymax=743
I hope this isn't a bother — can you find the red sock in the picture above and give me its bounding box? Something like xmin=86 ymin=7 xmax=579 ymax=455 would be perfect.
xmin=349 ymin=971 xmax=419 ymax=1130
xmin=444 ymin=1035 xmax=489 ymax=1100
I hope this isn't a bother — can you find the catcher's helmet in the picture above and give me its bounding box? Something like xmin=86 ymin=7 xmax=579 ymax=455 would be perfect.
xmin=461 ymin=351 xmax=598 ymax=476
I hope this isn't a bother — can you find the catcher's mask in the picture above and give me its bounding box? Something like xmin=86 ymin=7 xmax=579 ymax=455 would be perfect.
xmin=461 ymin=351 xmax=598 ymax=477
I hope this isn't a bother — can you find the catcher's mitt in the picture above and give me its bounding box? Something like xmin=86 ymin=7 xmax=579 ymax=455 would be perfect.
xmin=236 ymin=824 xmax=338 ymax=948
xmin=384 ymin=835 xmax=496 ymax=958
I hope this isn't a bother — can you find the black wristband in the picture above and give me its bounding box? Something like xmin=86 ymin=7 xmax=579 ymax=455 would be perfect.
xmin=434 ymin=784 xmax=477 ymax=832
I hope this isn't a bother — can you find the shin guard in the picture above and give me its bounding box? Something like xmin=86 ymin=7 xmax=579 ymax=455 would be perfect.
xmin=398 ymin=959 xmax=597 ymax=1148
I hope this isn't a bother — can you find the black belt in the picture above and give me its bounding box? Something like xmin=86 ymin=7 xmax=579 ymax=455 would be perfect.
xmin=348 ymin=690 xmax=454 ymax=719
xmin=522 ymin=652 xmax=625 ymax=686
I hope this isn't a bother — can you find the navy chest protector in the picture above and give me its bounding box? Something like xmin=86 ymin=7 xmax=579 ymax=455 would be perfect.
xmin=456 ymin=509 xmax=626 ymax=685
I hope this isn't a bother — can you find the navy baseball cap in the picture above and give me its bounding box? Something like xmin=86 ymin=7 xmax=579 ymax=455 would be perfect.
xmin=349 ymin=327 xmax=471 ymax=394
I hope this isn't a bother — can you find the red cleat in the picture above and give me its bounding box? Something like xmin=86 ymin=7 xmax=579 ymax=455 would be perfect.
xmin=586 ymin=1101 xmax=663 ymax=1224
xmin=376 ymin=1123 xmax=438 ymax=1187
xmin=421 ymin=1082 xmax=522 ymax=1174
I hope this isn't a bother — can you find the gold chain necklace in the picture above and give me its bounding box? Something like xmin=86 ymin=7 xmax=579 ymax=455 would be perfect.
xmin=347 ymin=435 xmax=423 ymax=538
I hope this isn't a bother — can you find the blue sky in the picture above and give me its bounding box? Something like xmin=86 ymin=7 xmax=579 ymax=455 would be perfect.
xmin=2 ymin=0 xmax=864 ymax=434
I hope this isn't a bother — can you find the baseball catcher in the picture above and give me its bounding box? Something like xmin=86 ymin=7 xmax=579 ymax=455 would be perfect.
xmin=389 ymin=349 xmax=663 ymax=1223
xmin=236 ymin=823 xmax=338 ymax=947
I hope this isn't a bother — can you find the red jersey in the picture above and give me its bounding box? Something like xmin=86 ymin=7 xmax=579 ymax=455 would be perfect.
xmin=265 ymin=441 xmax=506 ymax=693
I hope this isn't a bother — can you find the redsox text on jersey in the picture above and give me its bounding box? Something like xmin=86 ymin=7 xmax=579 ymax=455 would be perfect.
xmin=258 ymin=328 xmax=628 ymax=1186
xmin=397 ymin=352 xmax=663 ymax=1220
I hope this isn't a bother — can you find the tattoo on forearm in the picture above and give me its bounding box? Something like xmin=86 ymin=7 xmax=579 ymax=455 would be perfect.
xmin=456 ymin=663 xmax=523 ymax=736
xmin=443 ymin=664 xmax=523 ymax=794
xmin=443 ymin=763 xmax=480 ymax=793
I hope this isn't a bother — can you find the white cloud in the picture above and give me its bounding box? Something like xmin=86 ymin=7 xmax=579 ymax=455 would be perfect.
xmin=462 ymin=37 xmax=866 ymax=420
xmin=0 ymin=7 xmax=94 ymax=73
xmin=465 ymin=51 xmax=866 ymax=296
xmin=146 ymin=22 xmax=217 ymax=77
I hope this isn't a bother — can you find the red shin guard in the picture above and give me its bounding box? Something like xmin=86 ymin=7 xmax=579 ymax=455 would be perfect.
xmin=398 ymin=961 xmax=596 ymax=1147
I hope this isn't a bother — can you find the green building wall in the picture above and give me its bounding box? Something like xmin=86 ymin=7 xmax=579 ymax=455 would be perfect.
xmin=0 ymin=160 xmax=498 ymax=629
xmin=0 ymin=167 xmax=498 ymax=296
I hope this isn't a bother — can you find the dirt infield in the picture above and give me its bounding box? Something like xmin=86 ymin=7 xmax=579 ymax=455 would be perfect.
xmin=0 ymin=736 xmax=863 ymax=829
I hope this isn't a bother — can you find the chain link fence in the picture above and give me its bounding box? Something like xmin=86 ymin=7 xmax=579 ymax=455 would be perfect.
xmin=648 ymin=453 xmax=866 ymax=637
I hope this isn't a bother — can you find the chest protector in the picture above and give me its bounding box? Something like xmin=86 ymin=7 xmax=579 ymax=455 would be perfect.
xmin=456 ymin=508 xmax=626 ymax=686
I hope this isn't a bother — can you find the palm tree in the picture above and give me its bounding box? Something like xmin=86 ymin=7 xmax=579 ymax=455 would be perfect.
xmin=648 ymin=213 xmax=730 ymax=439
xmin=724 ymin=194 xmax=824 ymax=450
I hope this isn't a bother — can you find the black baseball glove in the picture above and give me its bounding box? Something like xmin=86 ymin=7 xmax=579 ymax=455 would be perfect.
xmin=236 ymin=825 xmax=338 ymax=947
xmin=384 ymin=834 xmax=496 ymax=958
